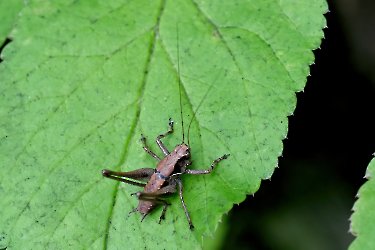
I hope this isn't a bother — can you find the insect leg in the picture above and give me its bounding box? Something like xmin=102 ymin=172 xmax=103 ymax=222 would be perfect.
xmin=102 ymin=168 xmax=154 ymax=187
xmin=141 ymin=135 xmax=161 ymax=162
xmin=133 ymin=184 xmax=177 ymax=199
xmin=132 ymin=184 xmax=177 ymax=223
xmin=129 ymin=207 xmax=150 ymax=223
xmin=175 ymin=177 xmax=194 ymax=229
xmin=159 ymin=204 xmax=169 ymax=223
xmin=156 ymin=118 xmax=174 ymax=156
xmin=185 ymin=154 xmax=230 ymax=175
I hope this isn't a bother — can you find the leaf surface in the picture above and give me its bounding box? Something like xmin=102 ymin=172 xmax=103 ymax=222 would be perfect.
xmin=0 ymin=0 xmax=24 ymax=44
xmin=0 ymin=0 xmax=327 ymax=249
xmin=349 ymin=157 xmax=375 ymax=249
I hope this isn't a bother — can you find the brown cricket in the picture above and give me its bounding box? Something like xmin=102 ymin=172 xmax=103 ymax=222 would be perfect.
xmin=102 ymin=119 xmax=229 ymax=229
xmin=102 ymin=26 xmax=229 ymax=229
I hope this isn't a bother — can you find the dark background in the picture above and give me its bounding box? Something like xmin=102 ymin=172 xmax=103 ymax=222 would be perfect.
xmin=222 ymin=1 xmax=375 ymax=249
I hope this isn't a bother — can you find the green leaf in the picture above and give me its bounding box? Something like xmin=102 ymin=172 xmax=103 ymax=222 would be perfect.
xmin=0 ymin=0 xmax=327 ymax=249
xmin=0 ymin=0 xmax=24 ymax=44
xmin=349 ymin=157 xmax=375 ymax=249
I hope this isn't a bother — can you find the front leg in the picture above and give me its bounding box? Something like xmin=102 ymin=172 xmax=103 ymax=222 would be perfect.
xmin=141 ymin=135 xmax=161 ymax=162
xmin=156 ymin=118 xmax=174 ymax=156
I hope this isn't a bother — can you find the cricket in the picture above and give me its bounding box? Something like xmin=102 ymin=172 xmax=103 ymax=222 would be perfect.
xmin=102 ymin=26 xmax=230 ymax=230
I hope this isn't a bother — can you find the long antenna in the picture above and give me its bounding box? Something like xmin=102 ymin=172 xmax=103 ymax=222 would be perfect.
xmin=177 ymin=23 xmax=185 ymax=143
xmin=178 ymin=26 xmax=228 ymax=146
xmin=186 ymin=69 xmax=223 ymax=146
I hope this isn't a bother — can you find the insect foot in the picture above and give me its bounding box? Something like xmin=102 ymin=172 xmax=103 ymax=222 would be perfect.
xmin=130 ymin=192 xmax=141 ymax=198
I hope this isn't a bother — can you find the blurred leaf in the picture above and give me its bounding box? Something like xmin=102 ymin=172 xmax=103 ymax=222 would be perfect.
xmin=0 ymin=0 xmax=327 ymax=249
xmin=203 ymin=213 xmax=230 ymax=249
xmin=349 ymin=157 xmax=375 ymax=249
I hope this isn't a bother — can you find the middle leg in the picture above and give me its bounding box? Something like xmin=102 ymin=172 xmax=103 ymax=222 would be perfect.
xmin=176 ymin=177 xmax=194 ymax=229
xmin=185 ymin=154 xmax=230 ymax=175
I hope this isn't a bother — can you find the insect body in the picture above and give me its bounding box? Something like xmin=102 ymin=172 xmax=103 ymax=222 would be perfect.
xmin=102 ymin=119 xmax=229 ymax=229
